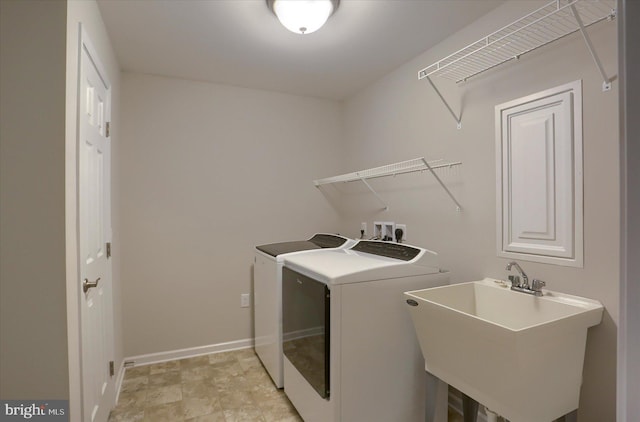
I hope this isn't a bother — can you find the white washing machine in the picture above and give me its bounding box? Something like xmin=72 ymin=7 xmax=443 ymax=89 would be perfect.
xmin=254 ymin=234 xmax=356 ymax=388
xmin=282 ymin=240 xmax=450 ymax=422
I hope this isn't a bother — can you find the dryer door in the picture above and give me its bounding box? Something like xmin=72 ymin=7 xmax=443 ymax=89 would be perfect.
xmin=282 ymin=267 xmax=330 ymax=399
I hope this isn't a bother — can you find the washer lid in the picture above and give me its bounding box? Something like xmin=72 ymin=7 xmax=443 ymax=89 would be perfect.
xmin=284 ymin=241 xmax=441 ymax=285
xmin=256 ymin=233 xmax=350 ymax=257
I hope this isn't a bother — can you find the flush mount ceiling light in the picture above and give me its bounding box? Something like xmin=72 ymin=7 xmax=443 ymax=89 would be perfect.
xmin=267 ymin=0 xmax=339 ymax=35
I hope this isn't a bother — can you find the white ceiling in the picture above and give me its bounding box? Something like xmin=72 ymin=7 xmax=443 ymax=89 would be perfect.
xmin=97 ymin=0 xmax=504 ymax=100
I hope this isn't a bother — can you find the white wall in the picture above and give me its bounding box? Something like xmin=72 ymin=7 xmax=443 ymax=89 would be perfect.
xmin=66 ymin=0 xmax=122 ymax=416
xmin=0 ymin=0 xmax=69 ymax=400
xmin=118 ymin=73 xmax=344 ymax=357
xmin=340 ymin=1 xmax=618 ymax=420
xmin=0 ymin=2 xmax=122 ymax=417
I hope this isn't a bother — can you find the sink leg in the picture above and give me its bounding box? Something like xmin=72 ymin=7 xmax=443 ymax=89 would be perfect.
xmin=462 ymin=393 xmax=479 ymax=422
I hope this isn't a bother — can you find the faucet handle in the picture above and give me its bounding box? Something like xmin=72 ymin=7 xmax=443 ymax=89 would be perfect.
xmin=531 ymin=279 xmax=546 ymax=296
xmin=508 ymin=275 xmax=520 ymax=287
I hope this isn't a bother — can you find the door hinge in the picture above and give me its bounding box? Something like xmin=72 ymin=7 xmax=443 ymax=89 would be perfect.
xmin=105 ymin=122 xmax=110 ymax=138
xmin=109 ymin=361 xmax=115 ymax=377
xmin=106 ymin=242 xmax=111 ymax=258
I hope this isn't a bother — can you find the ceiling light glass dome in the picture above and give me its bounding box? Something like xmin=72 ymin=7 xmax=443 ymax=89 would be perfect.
xmin=268 ymin=0 xmax=339 ymax=35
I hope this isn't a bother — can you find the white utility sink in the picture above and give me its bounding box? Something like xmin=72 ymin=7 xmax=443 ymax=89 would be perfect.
xmin=405 ymin=278 xmax=603 ymax=422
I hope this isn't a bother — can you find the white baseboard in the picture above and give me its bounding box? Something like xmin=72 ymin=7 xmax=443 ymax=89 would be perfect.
xmin=123 ymin=338 xmax=254 ymax=368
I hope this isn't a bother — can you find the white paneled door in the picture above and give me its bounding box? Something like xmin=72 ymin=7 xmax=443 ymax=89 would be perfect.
xmin=79 ymin=29 xmax=115 ymax=422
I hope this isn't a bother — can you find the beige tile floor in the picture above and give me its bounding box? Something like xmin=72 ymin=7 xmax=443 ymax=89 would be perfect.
xmin=109 ymin=347 xmax=467 ymax=422
xmin=108 ymin=348 xmax=301 ymax=422
xmin=447 ymin=409 xmax=464 ymax=422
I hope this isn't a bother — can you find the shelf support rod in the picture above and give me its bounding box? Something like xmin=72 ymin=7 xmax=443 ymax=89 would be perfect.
xmin=421 ymin=158 xmax=463 ymax=212
xmin=426 ymin=76 xmax=462 ymax=129
xmin=570 ymin=4 xmax=612 ymax=92
xmin=357 ymin=173 xmax=389 ymax=211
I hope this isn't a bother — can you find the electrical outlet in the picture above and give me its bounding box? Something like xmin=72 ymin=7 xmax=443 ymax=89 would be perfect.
xmin=240 ymin=293 xmax=250 ymax=308
xmin=395 ymin=224 xmax=407 ymax=242
xmin=374 ymin=221 xmax=395 ymax=241
xmin=373 ymin=222 xmax=383 ymax=239
xmin=383 ymin=222 xmax=395 ymax=241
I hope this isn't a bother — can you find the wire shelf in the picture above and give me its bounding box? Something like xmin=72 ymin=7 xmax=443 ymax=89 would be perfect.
xmin=418 ymin=0 xmax=616 ymax=83
xmin=314 ymin=157 xmax=463 ymax=211
xmin=313 ymin=158 xmax=460 ymax=186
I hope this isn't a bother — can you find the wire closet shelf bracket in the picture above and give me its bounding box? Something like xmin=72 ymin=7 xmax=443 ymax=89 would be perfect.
xmin=314 ymin=157 xmax=463 ymax=212
xmin=418 ymin=0 xmax=616 ymax=128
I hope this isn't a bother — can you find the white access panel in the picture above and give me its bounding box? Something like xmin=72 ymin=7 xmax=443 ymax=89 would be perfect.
xmin=496 ymin=80 xmax=583 ymax=267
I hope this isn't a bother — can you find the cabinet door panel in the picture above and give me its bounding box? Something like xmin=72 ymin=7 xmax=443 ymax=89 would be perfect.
xmin=496 ymin=80 xmax=583 ymax=267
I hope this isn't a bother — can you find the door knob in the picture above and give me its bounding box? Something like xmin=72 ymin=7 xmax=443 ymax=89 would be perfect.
xmin=83 ymin=277 xmax=101 ymax=293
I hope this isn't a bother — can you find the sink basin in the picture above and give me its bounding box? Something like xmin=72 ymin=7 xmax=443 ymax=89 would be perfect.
xmin=404 ymin=278 xmax=603 ymax=422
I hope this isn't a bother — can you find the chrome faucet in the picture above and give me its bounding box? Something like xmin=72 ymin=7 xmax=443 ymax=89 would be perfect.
xmin=506 ymin=261 xmax=529 ymax=288
xmin=505 ymin=261 xmax=545 ymax=296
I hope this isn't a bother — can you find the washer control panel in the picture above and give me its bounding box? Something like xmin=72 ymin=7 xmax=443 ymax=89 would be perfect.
xmin=351 ymin=241 xmax=420 ymax=261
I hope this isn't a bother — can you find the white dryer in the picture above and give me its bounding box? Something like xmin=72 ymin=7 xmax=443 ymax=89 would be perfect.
xmin=254 ymin=234 xmax=355 ymax=388
xmin=282 ymin=240 xmax=450 ymax=422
